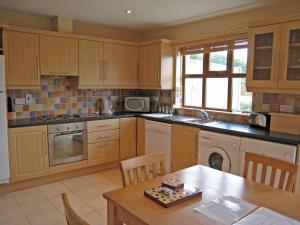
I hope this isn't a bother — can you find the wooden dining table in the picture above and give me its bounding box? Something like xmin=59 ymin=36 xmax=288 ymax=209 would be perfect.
xmin=103 ymin=165 xmax=300 ymax=225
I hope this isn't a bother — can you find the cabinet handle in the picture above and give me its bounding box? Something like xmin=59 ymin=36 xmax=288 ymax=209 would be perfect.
xmin=97 ymin=143 xmax=110 ymax=148
xmin=48 ymin=71 xmax=72 ymax=75
xmin=99 ymin=136 xmax=110 ymax=139
xmin=104 ymin=61 xmax=108 ymax=80
xmin=136 ymin=64 xmax=139 ymax=81
xmin=97 ymin=125 xmax=109 ymax=128
xmin=36 ymin=56 xmax=39 ymax=79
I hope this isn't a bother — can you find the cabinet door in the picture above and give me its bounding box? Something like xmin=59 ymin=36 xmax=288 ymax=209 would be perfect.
xmin=172 ymin=124 xmax=199 ymax=171
xmin=8 ymin=126 xmax=49 ymax=182
xmin=247 ymin=25 xmax=281 ymax=89
xmin=103 ymin=43 xmax=138 ymax=87
xmin=40 ymin=35 xmax=78 ymax=76
xmin=278 ymin=21 xmax=300 ymax=89
xmin=137 ymin=118 xmax=145 ymax=156
xmin=79 ymin=40 xmax=104 ymax=87
xmin=88 ymin=140 xmax=119 ymax=166
xmin=4 ymin=31 xmax=40 ymax=88
xmin=138 ymin=44 xmax=161 ymax=88
xmin=120 ymin=118 xmax=137 ymax=160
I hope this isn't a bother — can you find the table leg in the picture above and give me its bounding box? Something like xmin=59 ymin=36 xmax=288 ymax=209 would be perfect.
xmin=107 ymin=200 xmax=123 ymax=225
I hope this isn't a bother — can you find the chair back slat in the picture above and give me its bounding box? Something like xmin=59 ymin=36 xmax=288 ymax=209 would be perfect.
xmin=61 ymin=193 xmax=89 ymax=225
xmin=243 ymin=152 xmax=297 ymax=192
xmin=120 ymin=152 xmax=166 ymax=187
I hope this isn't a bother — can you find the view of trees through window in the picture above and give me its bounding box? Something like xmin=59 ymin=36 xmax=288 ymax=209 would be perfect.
xmin=183 ymin=39 xmax=252 ymax=112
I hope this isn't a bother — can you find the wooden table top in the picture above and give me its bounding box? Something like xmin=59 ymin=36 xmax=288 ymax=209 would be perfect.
xmin=104 ymin=165 xmax=300 ymax=225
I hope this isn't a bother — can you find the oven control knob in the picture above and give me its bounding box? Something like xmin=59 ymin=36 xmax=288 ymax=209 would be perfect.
xmin=76 ymin=126 xmax=79 ymax=129
xmin=57 ymin=128 xmax=60 ymax=131
xmin=66 ymin=127 xmax=70 ymax=130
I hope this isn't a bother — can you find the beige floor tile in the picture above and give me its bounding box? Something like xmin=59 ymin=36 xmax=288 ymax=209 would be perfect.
xmin=100 ymin=169 xmax=122 ymax=181
xmin=73 ymin=187 xmax=103 ymax=201
xmin=0 ymin=204 xmax=25 ymax=225
xmin=0 ymin=196 xmax=19 ymax=209
xmin=6 ymin=218 xmax=31 ymax=225
xmin=61 ymin=177 xmax=89 ymax=192
xmin=82 ymin=211 xmax=107 ymax=225
xmin=12 ymin=187 xmax=45 ymax=204
xmin=19 ymin=196 xmax=57 ymax=216
xmin=98 ymin=207 xmax=107 ymax=218
xmin=27 ymin=208 xmax=67 ymax=225
xmin=93 ymin=181 xmax=122 ymax=193
xmin=85 ymin=196 xmax=107 ymax=212
xmin=38 ymin=182 xmax=70 ymax=198
xmin=48 ymin=192 xmax=82 ymax=214
xmin=81 ymin=173 xmax=111 ymax=186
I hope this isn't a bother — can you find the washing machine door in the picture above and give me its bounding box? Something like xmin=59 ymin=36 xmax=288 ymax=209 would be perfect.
xmin=207 ymin=147 xmax=231 ymax=173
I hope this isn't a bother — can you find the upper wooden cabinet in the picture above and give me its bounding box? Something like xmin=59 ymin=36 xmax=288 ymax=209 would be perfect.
xmin=139 ymin=43 xmax=173 ymax=90
xmin=247 ymin=21 xmax=300 ymax=93
xmin=120 ymin=117 xmax=137 ymax=160
xmin=4 ymin=31 xmax=40 ymax=89
xmin=278 ymin=21 xmax=300 ymax=89
xmin=40 ymin=35 xmax=79 ymax=76
xmin=103 ymin=43 xmax=139 ymax=87
xmin=8 ymin=126 xmax=49 ymax=182
xmin=171 ymin=124 xmax=199 ymax=171
xmin=79 ymin=40 xmax=104 ymax=87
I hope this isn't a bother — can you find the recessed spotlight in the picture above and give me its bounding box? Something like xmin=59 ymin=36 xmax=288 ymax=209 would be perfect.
xmin=125 ymin=9 xmax=132 ymax=14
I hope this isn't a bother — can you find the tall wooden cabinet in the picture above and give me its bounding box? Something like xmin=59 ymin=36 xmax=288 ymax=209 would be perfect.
xmin=171 ymin=124 xmax=199 ymax=171
xmin=8 ymin=126 xmax=49 ymax=182
xmin=40 ymin=35 xmax=78 ymax=76
xmin=79 ymin=40 xmax=104 ymax=87
xmin=120 ymin=117 xmax=137 ymax=160
xmin=103 ymin=43 xmax=138 ymax=87
xmin=247 ymin=20 xmax=300 ymax=93
xmin=139 ymin=42 xmax=173 ymax=89
xmin=137 ymin=118 xmax=146 ymax=156
xmin=4 ymin=31 xmax=40 ymax=89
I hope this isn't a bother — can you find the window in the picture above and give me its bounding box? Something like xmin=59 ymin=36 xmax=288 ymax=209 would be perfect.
xmin=182 ymin=39 xmax=252 ymax=112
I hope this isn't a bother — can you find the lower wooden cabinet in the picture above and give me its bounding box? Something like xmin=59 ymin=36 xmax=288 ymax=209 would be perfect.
xmin=8 ymin=126 xmax=49 ymax=182
xmin=137 ymin=118 xmax=146 ymax=156
xmin=88 ymin=140 xmax=119 ymax=166
xmin=171 ymin=124 xmax=199 ymax=171
xmin=120 ymin=118 xmax=137 ymax=160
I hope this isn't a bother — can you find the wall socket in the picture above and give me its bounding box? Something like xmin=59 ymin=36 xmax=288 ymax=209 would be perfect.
xmin=25 ymin=94 xmax=33 ymax=104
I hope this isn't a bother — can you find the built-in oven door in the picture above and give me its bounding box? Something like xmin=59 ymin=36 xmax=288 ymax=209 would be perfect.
xmin=48 ymin=130 xmax=87 ymax=166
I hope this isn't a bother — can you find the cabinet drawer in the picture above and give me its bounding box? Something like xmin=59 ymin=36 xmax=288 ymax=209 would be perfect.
xmin=88 ymin=140 xmax=119 ymax=166
xmin=88 ymin=129 xmax=119 ymax=143
xmin=87 ymin=119 xmax=119 ymax=132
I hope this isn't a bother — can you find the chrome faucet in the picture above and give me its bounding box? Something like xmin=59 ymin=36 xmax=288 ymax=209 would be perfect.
xmin=199 ymin=109 xmax=210 ymax=121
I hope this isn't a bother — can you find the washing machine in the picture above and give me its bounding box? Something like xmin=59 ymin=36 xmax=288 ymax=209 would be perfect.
xmin=198 ymin=130 xmax=241 ymax=175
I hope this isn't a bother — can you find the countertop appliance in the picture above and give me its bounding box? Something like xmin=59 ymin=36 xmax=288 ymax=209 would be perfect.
xmin=125 ymin=97 xmax=150 ymax=112
xmin=198 ymin=130 xmax=241 ymax=175
xmin=0 ymin=55 xmax=10 ymax=184
xmin=239 ymin=137 xmax=297 ymax=187
xmin=48 ymin=122 xmax=87 ymax=166
xmin=249 ymin=112 xmax=270 ymax=129
xmin=145 ymin=120 xmax=172 ymax=172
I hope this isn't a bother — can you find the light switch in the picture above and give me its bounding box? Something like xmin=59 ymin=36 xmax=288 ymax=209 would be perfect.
xmin=25 ymin=94 xmax=33 ymax=104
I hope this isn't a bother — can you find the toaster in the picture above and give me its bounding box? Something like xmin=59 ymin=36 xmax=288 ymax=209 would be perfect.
xmin=249 ymin=112 xmax=270 ymax=129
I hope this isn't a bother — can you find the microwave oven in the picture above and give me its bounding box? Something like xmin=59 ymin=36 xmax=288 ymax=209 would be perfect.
xmin=125 ymin=97 xmax=150 ymax=112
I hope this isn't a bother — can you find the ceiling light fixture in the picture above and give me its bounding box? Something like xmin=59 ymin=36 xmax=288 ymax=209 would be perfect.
xmin=125 ymin=9 xmax=132 ymax=14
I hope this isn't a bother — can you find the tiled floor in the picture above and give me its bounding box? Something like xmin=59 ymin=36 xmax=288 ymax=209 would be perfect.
xmin=0 ymin=168 xmax=123 ymax=225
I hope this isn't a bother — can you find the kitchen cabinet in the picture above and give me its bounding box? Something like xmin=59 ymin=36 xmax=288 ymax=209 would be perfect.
xmin=103 ymin=43 xmax=139 ymax=87
xmin=171 ymin=124 xmax=199 ymax=171
xmin=120 ymin=117 xmax=137 ymax=160
xmin=87 ymin=119 xmax=120 ymax=166
xmin=79 ymin=40 xmax=104 ymax=87
xmin=40 ymin=35 xmax=78 ymax=76
xmin=8 ymin=126 xmax=49 ymax=182
xmin=137 ymin=118 xmax=145 ymax=156
xmin=247 ymin=20 xmax=300 ymax=93
xmin=138 ymin=42 xmax=173 ymax=89
xmin=4 ymin=31 xmax=40 ymax=89
xmin=247 ymin=24 xmax=281 ymax=89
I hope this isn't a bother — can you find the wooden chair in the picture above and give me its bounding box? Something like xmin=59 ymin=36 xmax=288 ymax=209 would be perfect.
xmin=243 ymin=152 xmax=298 ymax=192
xmin=120 ymin=152 xmax=166 ymax=187
xmin=61 ymin=193 xmax=89 ymax=225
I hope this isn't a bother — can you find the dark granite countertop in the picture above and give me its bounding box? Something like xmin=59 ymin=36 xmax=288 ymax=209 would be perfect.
xmin=8 ymin=112 xmax=300 ymax=145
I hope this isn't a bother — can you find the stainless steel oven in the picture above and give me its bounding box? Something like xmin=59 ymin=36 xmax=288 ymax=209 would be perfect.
xmin=48 ymin=122 xmax=87 ymax=166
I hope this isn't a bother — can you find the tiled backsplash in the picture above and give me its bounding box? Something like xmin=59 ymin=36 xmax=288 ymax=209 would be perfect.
xmin=7 ymin=76 xmax=172 ymax=120
xmin=252 ymin=93 xmax=300 ymax=114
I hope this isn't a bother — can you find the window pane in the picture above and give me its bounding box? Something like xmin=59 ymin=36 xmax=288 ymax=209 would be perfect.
xmin=209 ymin=50 xmax=227 ymax=71
xmin=232 ymin=78 xmax=252 ymax=112
xmin=184 ymin=78 xmax=202 ymax=107
xmin=206 ymin=78 xmax=228 ymax=109
xmin=185 ymin=54 xmax=204 ymax=74
xmin=233 ymin=48 xmax=248 ymax=73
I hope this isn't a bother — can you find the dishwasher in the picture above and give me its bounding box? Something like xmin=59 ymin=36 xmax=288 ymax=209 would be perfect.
xmin=145 ymin=120 xmax=172 ymax=173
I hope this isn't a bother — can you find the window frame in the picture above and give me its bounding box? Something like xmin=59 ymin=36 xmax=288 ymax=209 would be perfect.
xmin=182 ymin=39 xmax=248 ymax=112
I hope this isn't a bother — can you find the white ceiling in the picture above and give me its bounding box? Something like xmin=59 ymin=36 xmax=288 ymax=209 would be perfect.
xmin=0 ymin=0 xmax=280 ymax=31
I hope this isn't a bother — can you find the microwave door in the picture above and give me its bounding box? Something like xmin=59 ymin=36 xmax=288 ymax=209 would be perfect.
xmin=126 ymin=98 xmax=145 ymax=111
